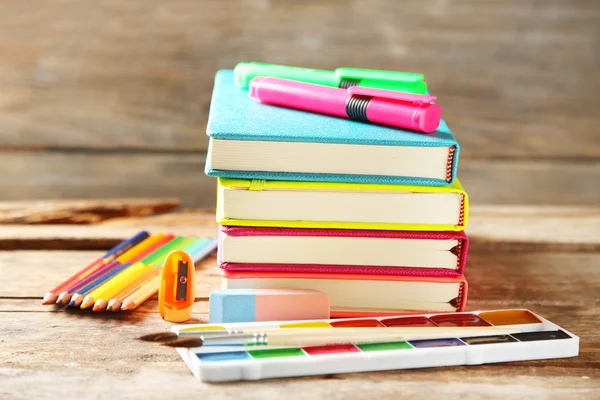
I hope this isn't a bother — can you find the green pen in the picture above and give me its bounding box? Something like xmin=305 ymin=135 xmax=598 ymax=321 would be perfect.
xmin=234 ymin=62 xmax=427 ymax=94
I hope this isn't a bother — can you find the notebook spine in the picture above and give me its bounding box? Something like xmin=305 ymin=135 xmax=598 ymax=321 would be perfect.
xmin=456 ymin=281 xmax=467 ymax=312
xmin=221 ymin=225 xmax=467 ymax=240
xmin=446 ymin=146 xmax=456 ymax=183
xmin=458 ymin=193 xmax=466 ymax=227
xmin=455 ymin=241 xmax=463 ymax=273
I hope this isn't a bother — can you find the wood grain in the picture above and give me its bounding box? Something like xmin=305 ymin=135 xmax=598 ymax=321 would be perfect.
xmin=0 ymin=225 xmax=218 ymax=251
xmin=3 ymin=152 xmax=600 ymax=207
xmin=0 ymin=198 xmax=179 ymax=224
xmin=0 ymin=0 xmax=599 ymax=158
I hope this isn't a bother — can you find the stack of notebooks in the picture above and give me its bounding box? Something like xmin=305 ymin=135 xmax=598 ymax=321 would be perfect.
xmin=205 ymin=69 xmax=469 ymax=317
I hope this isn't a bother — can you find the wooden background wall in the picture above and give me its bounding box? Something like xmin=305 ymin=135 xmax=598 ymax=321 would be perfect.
xmin=1 ymin=0 xmax=598 ymax=207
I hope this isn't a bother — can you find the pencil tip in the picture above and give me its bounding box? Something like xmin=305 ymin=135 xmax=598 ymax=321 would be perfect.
xmin=80 ymin=297 xmax=94 ymax=309
xmin=42 ymin=293 xmax=59 ymax=305
xmin=68 ymin=300 xmax=76 ymax=307
xmin=121 ymin=300 xmax=135 ymax=311
xmin=55 ymin=299 xmax=64 ymax=306
xmin=106 ymin=305 xmax=113 ymax=312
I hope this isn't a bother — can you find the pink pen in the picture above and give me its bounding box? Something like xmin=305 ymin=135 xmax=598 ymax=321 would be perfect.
xmin=249 ymin=77 xmax=442 ymax=133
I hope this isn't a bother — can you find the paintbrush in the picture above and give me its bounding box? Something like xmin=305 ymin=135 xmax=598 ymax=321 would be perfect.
xmin=140 ymin=326 xmax=521 ymax=348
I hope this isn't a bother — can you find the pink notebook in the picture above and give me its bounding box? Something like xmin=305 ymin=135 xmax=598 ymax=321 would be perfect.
xmin=218 ymin=226 xmax=469 ymax=277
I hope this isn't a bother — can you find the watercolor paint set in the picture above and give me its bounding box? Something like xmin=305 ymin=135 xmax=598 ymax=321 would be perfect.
xmin=172 ymin=309 xmax=579 ymax=382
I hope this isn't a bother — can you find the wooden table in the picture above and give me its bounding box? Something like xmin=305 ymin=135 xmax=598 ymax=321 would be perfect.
xmin=1 ymin=205 xmax=599 ymax=399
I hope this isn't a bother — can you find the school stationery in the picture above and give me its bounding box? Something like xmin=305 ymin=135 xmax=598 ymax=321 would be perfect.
xmin=42 ymin=231 xmax=150 ymax=305
xmin=206 ymin=70 xmax=459 ymax=186
xmin=106 ymin=267 xmax=160 ymax=311
xmin=159 ymin=250 xmax=196 ymax=322
xmin=88 ymin=237 xmax=192 ymax=311
xmin=250 ymin=77 xmax=441 ymax=133
xmin=67 ymin=234 xmax=177 ymax=307
xmin=218 ymin=227 xmax=468 ymax=276
xmin=233 ymin=62 xmax=427 ymax=94
xmin=209 ymin=289 xmax=330 ymax=323
xmin=172 ymin=309 xmax=579 ymax=382
xmin=42 ymin=234 xmax=217 ymax=312
xmin=121 ymin=238 xmax=218 ymax=311
xmin=217 ymin=178 xmax=468 ymax=231
xmin=78 ymin=236 xmax=188 ymax=309
xmin=221 ymin=270 xmax=467 ymax=316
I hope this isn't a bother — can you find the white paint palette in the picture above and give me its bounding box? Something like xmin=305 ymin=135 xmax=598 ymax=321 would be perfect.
xmin=172 ymin=309 xmax=579 ymax=382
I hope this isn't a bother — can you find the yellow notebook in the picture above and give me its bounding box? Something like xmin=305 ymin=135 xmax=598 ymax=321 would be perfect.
xmin=217 ymin=178 xmax=468 ymax=231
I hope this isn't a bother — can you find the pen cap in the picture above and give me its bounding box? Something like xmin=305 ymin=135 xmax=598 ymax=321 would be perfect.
xmin=336 ymin=68 xmax=427 ymax=94
xmin=348 ymin=86 xmax=442 ymax=133
xmin=367 ymin=98 xmax=441 ymax=133
xmin=159 ymin=250 xmax=195 ymax=323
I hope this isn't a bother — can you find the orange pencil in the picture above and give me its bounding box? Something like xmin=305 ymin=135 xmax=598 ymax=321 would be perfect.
xmin=121 ymin=275 xmax=161 ymax=311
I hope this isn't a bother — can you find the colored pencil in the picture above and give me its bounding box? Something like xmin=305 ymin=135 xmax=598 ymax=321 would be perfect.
xmin=66 ymin=234 xmax=173 ymax=307
xmin=106 ymin=268 xmax=162 ymax=311
xmin=121 ymin=275 xmax=162 ymax=311
xmin=121 ymin=238 xmax=218 ymax=311
xmin=58 ymin=234 xmax=171 ymax=306
xmin=82 ymin=237 xmax=195 ymax=309
xmin=42 ymin=231 xmax=149 ymax=305
xmin=56 ymin=233 xmax=166 ymax=306
xmin=107 ymin=237 xmax=215 ymax=312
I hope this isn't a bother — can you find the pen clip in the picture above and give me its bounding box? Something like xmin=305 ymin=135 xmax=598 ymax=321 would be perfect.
xmin=347 ymin=86 xmax=437 ymax=104
xmin=335 ymin=67 xmax=424 ymax=83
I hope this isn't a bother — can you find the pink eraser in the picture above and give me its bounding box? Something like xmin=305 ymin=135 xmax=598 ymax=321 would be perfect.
xmin=209 ymin=289 xmax=330 ymax=323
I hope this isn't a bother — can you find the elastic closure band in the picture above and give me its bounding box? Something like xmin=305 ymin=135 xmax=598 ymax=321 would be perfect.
xmin=248 ymin=179 xmax=266 ymax=191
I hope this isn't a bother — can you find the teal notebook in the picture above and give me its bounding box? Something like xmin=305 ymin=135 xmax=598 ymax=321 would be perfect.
xmin=206 ymin=70 xmax=459 ymax=186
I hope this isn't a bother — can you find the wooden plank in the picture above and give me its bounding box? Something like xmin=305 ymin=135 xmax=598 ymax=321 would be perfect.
xmin=0 ymin=0 xmax=599 ymax=158
xmin=467 ymin=206 xmax=600 ymax=252
xmin=1 ymin=205 xmax=598 ymax=251
xmin=1 ymin=152 xmax=213 ymax=208
xmin=2 ymin=152 xmax=600 ymax=207
xmin=0 ymin=198 xmax=179 ymax=224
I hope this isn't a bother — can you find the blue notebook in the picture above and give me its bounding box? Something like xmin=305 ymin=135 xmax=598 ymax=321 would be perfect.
xmin=206 ymin=70 xmax=459 ymax=186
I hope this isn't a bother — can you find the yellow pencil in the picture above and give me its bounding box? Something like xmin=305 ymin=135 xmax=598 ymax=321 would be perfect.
xmin=121 ymin=275 xmax=161 ymax=311
xmin=106 ymin=268 xmax=161 ymax=312
xmin=82 ymin=262 xmax=154 ymax=310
